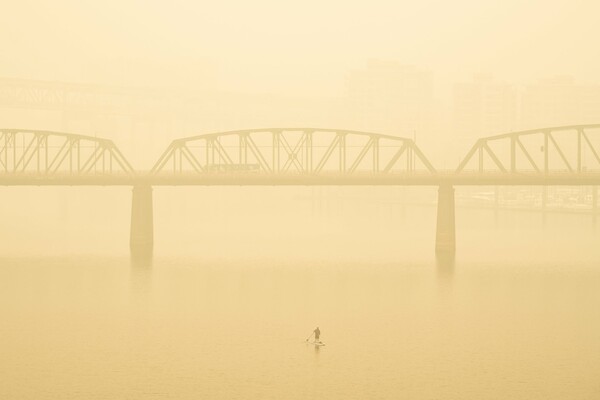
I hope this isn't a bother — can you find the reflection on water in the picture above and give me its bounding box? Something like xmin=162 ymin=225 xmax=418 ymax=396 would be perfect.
xmin=435 ymin=252 xmax=455 ymax=279
xmin=130 ymin=257 xmax=152 ymax=302
xmin=1 ymin=207 xmax=600 ymax=399
xmin=130 ymin=249 xmax=153 ymax=269
xmin=1 ymin=253 xmax=599 ymax=399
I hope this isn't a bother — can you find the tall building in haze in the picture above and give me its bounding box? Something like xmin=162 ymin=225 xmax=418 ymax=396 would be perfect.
xmin=452 ymin=74 xmax=517 ymax=147
xmin=520 ymin=76 xmax=600 ymax=129
xmin=346 ymin=61 xmax=433 ymax=137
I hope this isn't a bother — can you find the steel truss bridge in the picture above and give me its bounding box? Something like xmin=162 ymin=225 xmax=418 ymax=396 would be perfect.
xmin=2 ymin=124 xmax=600 ymax=256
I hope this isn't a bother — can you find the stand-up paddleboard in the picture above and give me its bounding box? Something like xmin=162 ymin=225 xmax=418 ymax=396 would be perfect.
xmin=309 ymin=340 xmax=325 ymax=346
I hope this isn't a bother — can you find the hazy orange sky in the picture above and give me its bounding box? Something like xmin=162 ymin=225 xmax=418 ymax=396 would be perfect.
xmin=1 ymin=0 xmax=599 ymax=95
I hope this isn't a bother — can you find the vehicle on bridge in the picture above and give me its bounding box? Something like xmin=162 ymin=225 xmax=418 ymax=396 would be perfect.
xmin=205 ymin=163 xmax=261 ymax=173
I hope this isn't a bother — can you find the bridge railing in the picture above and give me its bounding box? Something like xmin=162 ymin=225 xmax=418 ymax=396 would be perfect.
xmin=150 ymin=128 xmax=437 ymax=176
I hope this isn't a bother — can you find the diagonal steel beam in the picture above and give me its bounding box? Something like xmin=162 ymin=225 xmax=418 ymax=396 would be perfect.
xmin=348 ymin=137 xmax=374 ymax=173
xmin=52 ymin=139 xmax=78 ymax=174
xmin=280 ymin=133 xmax=305 ymax=172
xmin=516 ymin=137 xmax=540 ymax=173
xmin=80 ymin=143 xmax=104 ymax=173
xmin=456 ymin=140 xmax=482 ymax=173
xmin=106 ymin=143 xmax=135 ymax=175
xmin=382 ymin=142 xmax=408 ymax=173
xmin=245 ymin=134 xmax=271 ymax=172
xmin=22 ymin=135 xmax=45 ymax=174
xmin=0 ymin=132 xmax=4 ymax=170
xmin=178 ymin=145 xmax=203 ymax=173
xmin=151 ymin=142 xmax=177 ymax=174
xmin=13 ymin=134 xmax=37 ymax=171
xmin=46 ymin=138 xmax=71 ymax=173
xmin=581 ymin=129 xmax=600 ymax=165
xmin=314 ymin=135 xmax=340 ymax=173
xmin=483 ymin=142 xmax=507 ymax=172
xmin=82 ymin=142 xmax=100 ymax=173
xmin=547 ymin=132 xmax=573 ymax=172
xmin=83 ymin=146 xmax=107 ymax=174
xmin=180 ymin=144 xmax=204 ymax=172
xmin=409 ymin=141 xmax=436 ymax=173
xmin=211 ymin=138 xmax=233 ymax=165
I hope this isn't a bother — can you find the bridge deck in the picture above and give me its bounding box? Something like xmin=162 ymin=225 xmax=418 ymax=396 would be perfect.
xmin=2 ymin=172 xmax=600 ymax=186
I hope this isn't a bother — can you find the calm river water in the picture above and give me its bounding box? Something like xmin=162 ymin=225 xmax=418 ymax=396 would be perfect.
xmin=1 ymin=190 xmax=599 ymax=399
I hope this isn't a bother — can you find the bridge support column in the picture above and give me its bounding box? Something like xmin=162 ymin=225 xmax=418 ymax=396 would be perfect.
xmin=435 ymin=184 xmax=455 ymax=254
xmin=130 ymin=185 xmax=153 ymax=261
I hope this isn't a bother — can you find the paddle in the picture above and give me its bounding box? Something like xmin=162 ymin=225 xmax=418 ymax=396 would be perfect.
xmin=305 ymin=332 xmax=314 ymax=342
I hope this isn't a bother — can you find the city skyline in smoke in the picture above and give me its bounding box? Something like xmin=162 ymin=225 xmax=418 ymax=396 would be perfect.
xmin=1 ymin=65 xmax=599 ymax=168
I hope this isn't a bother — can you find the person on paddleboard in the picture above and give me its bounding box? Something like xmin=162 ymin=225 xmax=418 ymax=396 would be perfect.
xmin=313 ymin=327 xmax=321 ymax=342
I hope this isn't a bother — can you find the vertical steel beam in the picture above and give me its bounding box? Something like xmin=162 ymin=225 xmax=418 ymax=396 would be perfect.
xmin=240 ymin=135 xmax=245 ymax=165
xmin=13 ymin=132 xmax=17 ymax=172
xmin=172 ymin=146 xmax=176 ymax=172
xmin=76 ymin=140 xmax=80 ymax=173
xmin=299 ymin=133 xmax=305 ymax=172
xmin=44 ymin=135 xmax=48 ymax=174
xmin=239 ymin=133 xmax=243 ymax=164
xmin=36 ymin=135 xmax=41 ymax=174
xmin=373 ymin=137 xmax=379 ymax=173
xmin=305 ymin=130 xmax=312 ymax=173
xmin=211 ymin=138 xmax=215 ymax=166
xmin=6 ymin=132 xmax=10 ymax=173
xmin=2 ymin=132 xmax=5 ymax=173
xmin=0 ymin=132 xmax=3 ymax=171
xmin=577 ymin=129 xmax=582 ymax=172
xmin=179 ymin=146 xmax=182 ymax=172
xmin=69 ymin=138 xmax=73 ymax=175
xmin=272 ymin=131 xmax=279 ymax=173
xmin=544 ymin=131 xmax=549 ymax=174
xmin=205 ymin=139 xmax=209 ymax=168
xmin=339 ymin=132 xmax=346 ymax=173
xmin=510 ymin=135 xmax=516 ymax=172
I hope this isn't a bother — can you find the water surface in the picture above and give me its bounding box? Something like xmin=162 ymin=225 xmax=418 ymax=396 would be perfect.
xmin=1 ymin=197 xmax=599 ymax=399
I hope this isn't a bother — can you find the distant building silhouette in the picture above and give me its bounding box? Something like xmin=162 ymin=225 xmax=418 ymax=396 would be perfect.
xmin=453 ymin=74 xmax=517 ymax=146
xmin=346 ymin=60 xmax=433 ymax=137
xmin=520 ymin=76 xmax=600 ymax=129
xmin=453 ymin=74 xmax=600 ymax=144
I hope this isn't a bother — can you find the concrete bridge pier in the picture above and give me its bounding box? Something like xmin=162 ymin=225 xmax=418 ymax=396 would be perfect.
xmin=435 ymin=184 xmax=456 ymax=254
xmin=130 ymin=185 xmax=154 ymax=262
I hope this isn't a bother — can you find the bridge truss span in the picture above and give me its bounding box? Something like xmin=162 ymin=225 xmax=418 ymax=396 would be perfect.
xmin=150 ymin=128 xmax=436 ymax=176
xmin=456 ymin=124 xmax=600 ymax=174
xmin=0 ymin=129 xmax=134 ymax=178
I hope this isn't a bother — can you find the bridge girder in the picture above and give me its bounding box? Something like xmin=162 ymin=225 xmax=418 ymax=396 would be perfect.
xmin=151 ymin=128 xmax=436 ymax=175
xmin=0 ymin=129 xmax=134 ymax=176
xmin=456 ymin=124 xmax=600 ymax=174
